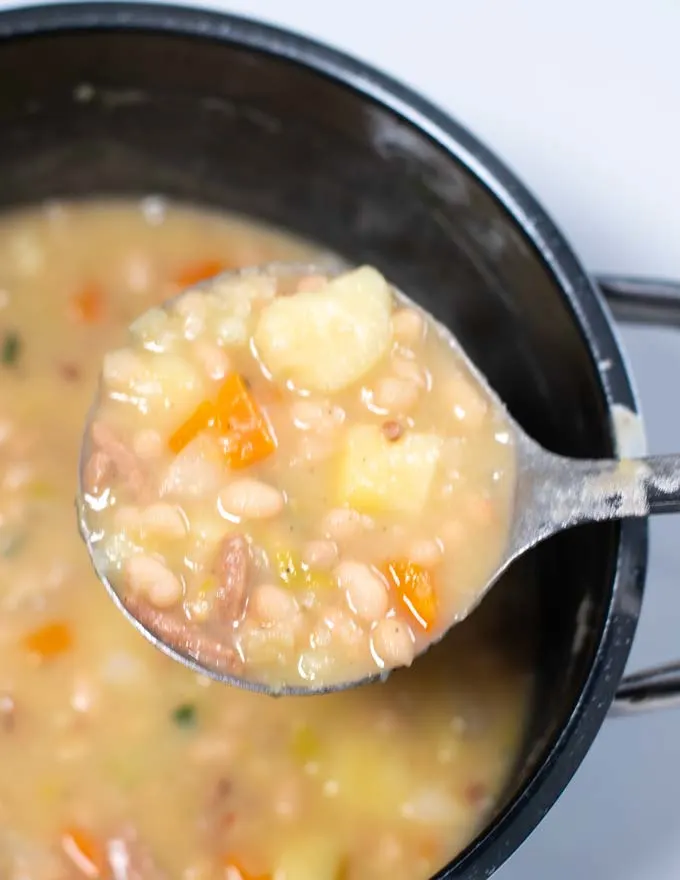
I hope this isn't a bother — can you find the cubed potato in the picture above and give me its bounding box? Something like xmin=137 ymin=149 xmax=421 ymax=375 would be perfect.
xmin=254 ymin=266 xmax=393 ymax=392
xmin=338 ymin=424 xmax=442 ymax=515
xmin=275 ymin=836 xmax=346 ymax=880
xmin=111 ymin=351 xmax=208 ymax=431
xmin=328 ymin=738 xmax=414 ymax=818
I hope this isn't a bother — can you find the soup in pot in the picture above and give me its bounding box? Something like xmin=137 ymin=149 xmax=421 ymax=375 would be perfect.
xmin=0 ymin=200 xmax=533 ymax=880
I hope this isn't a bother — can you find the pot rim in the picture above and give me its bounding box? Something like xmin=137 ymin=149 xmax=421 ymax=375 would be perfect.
xmin=0 ymin=3 xmax=649 ymax=877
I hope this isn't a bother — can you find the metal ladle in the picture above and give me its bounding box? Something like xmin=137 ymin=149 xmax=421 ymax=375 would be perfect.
xmin=77 ymin=263 xmax=680 ymax=696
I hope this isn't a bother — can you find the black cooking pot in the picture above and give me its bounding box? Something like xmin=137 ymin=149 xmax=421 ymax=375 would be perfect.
xmin=1 ymin=3 xmax=678 ymax=877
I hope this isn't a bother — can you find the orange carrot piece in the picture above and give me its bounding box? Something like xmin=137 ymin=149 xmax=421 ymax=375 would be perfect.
xmin=69 ymin=283 xmax=105 ymax=324
xmin=168 ymin=400 xmax=217 ymax=455
xmin=215 ymin=373 xmax=277 ymax=469
xmin=222 ymin=857 xmax=271 ymax=880
xmin=382 ymin=560 xmax=438 ymax=631
xmin=61 ymin=826 xmax=107 ymax=878
xmin=167 ymin=374 xmax=276 ymax=467
xmin=23 ymin=621 xmax=73 ymax=659
xmin=174 ymin=259 xmax=226 ymax=289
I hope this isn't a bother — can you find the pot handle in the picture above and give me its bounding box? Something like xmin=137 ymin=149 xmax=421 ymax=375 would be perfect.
xmin=597 ymin=274 xmax=680 ymax=716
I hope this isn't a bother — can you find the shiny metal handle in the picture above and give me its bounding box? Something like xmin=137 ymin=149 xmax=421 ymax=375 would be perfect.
xmin=598 ymin=274 xmax=680 ymax=716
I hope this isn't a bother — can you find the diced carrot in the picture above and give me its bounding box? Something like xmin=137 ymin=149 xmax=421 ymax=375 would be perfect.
xmin=69 ymin=283 xmax=105 ymax=324
xmin=61 ymin=826 xmax=107 ymax=878
xmin=382 ymin=560 xmax=437 ymax=631
xmin=215 ymin=373 xmax=277 ymax=469
xmin=174 ymin=259 xmax=226 ymax=289
xmin=23 ymin=621 xmax=73 ymax=659
xmin=167 ymin=400 xmax=217 ymax=455
xmin=167 ymin=374 xmax=277 ymax=467
xmin=222 ymin=856 xmax=271 ymax=880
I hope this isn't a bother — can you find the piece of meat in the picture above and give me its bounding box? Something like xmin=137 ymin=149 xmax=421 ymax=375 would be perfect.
xmin=106 ymin=826 xmax=168 ymax=880
xmin=90 ymin=420 xmax=146 ymax=497
xmin=58 ymin=361 xmax=82 ymax=382
xmin=213 ymin=534 xmax=249 ymax=623
xmin=124 ymin=596 xmax=242 ymax=673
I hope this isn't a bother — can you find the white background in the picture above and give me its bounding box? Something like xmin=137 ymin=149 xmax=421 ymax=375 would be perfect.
xmin=7 ymin=1 xmax=680 ymax=877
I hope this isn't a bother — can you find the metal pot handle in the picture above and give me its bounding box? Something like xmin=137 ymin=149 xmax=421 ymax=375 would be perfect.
xmin=597 ymin=274 xmax=680 ymax=716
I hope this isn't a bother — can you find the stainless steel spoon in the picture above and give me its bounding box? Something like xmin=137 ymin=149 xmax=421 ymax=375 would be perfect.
xmin=77 ymin=262 xmax=680 ymax=697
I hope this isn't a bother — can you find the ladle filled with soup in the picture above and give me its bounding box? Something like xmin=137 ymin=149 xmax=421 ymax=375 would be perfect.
xmin=78 ymin=262 xmax=516 ymax=692
xmin=0 ymin=200 xmax=533 ymax=880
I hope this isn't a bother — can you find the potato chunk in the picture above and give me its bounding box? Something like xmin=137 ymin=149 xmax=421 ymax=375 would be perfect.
xmin=275 ymin=836 xmax=346 ymax=880
xmin=338 ymin=424 xmax=442 ymax=515
xmin=254 ymin=266 xmax=393 ymax=392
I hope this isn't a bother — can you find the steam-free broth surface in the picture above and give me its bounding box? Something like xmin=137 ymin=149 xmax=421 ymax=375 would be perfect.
xmin=80 ymin=264 xmax=516 ymax=690
xmin=0 ymin=201 xmax=532 ymax=880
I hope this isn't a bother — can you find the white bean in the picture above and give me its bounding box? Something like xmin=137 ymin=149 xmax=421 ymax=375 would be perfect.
xmin=391 ymin=353 xmax=427 ymax=387
xmin=445 ymin=374 xmax=488 ymax=430
xmin=141 ymin=503 xmax=188 ymax=539
xmin=372 ymin=376 xmax=419 ymax=414
xmin=302 ymin=540 xmax=339 ymax=570
xmin=124 ymin=554 xmax=183 ymax=608
xmin=102 ymin=348 xmax=146 ymax=390
xmin=133 ymin=428 xmax=163 ymax=460
xmin=408 ymin=538 xmax=443 ymax=568
xmin=371 ymin=618 xmax=415 ymax=667
xmin=322 ymin=508 xmax=373 ymax=542
xmin=193 ymin=340 xmax=231 ymax=380
xmin=335 ymin=561 xmax=389 ymax=622
xmin=174 ymin=290 xmax=208 ymax=339
xmin=215 ymin=315 xmax=248 ymax=346
xmin=250 ymin=584 xmax=300 ymax=624
xmin=114 ymin=505 xmax=143 ymax=533
xmin=392 ymin=308 xmax=424 ymax=345
xmin=291 ymin=399 xmax=345 ymax=433
xmin=320 ymin=607 xmax=365 ymax=649
xmin=294 ymin=433 xmax=336 ymax=464
xmin=218 ymin=479 xmax=284 ymax=520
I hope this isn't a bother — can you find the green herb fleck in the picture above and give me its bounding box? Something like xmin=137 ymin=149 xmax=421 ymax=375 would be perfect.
xmin=172 ymin=703 xmax=197 ymax=728
xmin=1 ymin=332 xmax=20 ymax=366
xmin=0 ymin=528 xmax=26 ymax=558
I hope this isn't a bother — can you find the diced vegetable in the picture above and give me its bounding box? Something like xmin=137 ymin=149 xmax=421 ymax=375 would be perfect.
xmin=174 ymin=259 xmax=226 ymax=289
xmin=216 ymin=373 xmax=277 ymax=469
xmin=275 ymin=837 xmax=346 ymax=880
xmin=22 ymin=622 xmax=73 ymax=659
xmin=69 ymin=283 xmax=105 ymax=324
xmin=168 ymin=400 xmax=217 ymax=455
xmin=222 ymin=856 xmax=271 ymax=880
xmin=338 ymin=424 xmax=443 ymax=515
xmin=273 ymin=548 xmax=333 ymax=593
xmin=61 ymin=826 xmax=106 ymax=878
xmin=254 ymin=266 xmax=393 ymax=392
xmin=290 ymin=723 xmax=321 ymax=763
xmin=328 ymin=738 xmax=413 ymax=818
xmin=168 ymin=373 xmax=276 ymax=470
xmin=172 ymin=703 xmax=197 ymax=728
xmin=382 ymin=560 xmax=437 ymax=630
xmin=1 ymin=331 xmax=20 ymax=365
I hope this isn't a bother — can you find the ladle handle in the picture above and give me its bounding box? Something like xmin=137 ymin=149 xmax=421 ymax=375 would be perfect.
xmin=596 ymin=275 xmax=680 ymax=716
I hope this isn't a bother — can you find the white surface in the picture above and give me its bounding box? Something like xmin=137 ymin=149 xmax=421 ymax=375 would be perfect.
xmin=7 ymin=1 xmax=680 ymax=877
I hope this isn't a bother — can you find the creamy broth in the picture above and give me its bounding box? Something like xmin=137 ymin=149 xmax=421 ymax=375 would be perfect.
xmin=80 ymin=265 xmax=515 ymax=690
xmin=0 ymin=201 xmax=532 ymax=880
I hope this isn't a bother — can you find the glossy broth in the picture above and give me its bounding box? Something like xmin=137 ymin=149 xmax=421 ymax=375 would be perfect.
xmin=0 ymin=201 xmax=532 ymax=880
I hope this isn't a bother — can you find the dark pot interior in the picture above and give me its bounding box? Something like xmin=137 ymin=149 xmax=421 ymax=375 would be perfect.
xmin=0 ymin=5 xmax=645 ymax=877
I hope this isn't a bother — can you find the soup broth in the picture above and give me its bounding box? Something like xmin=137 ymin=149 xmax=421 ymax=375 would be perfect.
xmin=0 ymin=200 xmax=532 ymax=880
